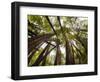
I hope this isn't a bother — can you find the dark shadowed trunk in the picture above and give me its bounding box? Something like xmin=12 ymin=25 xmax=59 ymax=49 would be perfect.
xmin=28 ymin=33 xmax=54 ymax=54
xmin=45 ymin=16 xmax=58 ymax=38
xmin=54 ymin=40 xmax=62 ymax=65
xmin=32 ymin=44 xmax=50 ymax=66
xmin=65 ymin=41 xmax=75 ymax=64
xmin=57 ymin=16 xmax=75 ymax=65
xmin=42 ymin=46 xmax=56 ymax=66
xmin=28 ymin=42 xmax=44 ymax=64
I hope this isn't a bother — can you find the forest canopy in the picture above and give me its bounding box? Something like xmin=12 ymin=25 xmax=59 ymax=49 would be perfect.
xmin=28 ymin=15 xmax=88 ymax=66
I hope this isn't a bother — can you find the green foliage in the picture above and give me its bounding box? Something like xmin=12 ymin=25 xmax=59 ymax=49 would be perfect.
xmin=28 ymin=15 xmax=88 ymax=66
xmin=29 ymin=48 xmax=43 ymax=66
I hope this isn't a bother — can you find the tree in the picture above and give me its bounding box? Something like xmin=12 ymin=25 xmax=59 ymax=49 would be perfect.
xmin=28 ymin=15 xmax=88 ymax=66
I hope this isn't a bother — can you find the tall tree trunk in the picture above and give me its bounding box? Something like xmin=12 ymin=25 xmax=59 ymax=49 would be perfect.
xmin=41 ymin=45 xmax=50 ymax=66
xmin=57 ymin=16 xmax=75 ymax=65
xmin=32 ymin=44 xmax=50 ymax=66
xmin=65 ymin=41 xmax=75 ymax=64
xmin=28 ymin=33 xmax=54 ymax=54
xmin=42 ymin=46 xmax=56 ymax=66
xmin=28 ymin=33 xmax=53 ymax=42
xmin=76 ymin=36 xmax=87 ymax=53
xmin=28 ymin=42 xmax=44 ymax=64
xmin=28 ymin=33 xmax=54 ymax=46
xmin=54 ymin=40 xmax=62 ymax=65
xmin=41 ymin=56 xmax=47 ymax=66
xmin=45 ymin=16 xmax=58 ymax=38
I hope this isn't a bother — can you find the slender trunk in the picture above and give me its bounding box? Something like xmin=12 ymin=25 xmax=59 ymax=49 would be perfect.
xmin=54 ymin=40 xmax=62 ymax=65
xmin=76 ymin=36 xmax=87 ymax=52
xmin=32 ymin=44 xmax=50 ymax=66
xmin=41 ymin=45 xmax=50 ymax=66
xmin=28 ymin=42 xmax=44 ymax=64
xmin=28 ymin=33 xmax=54 ymax=54
xmin=28 ymin=33 xmax=53 ymax=42
xmin=42 ymin=46 xmax=56 ymax=66
xmin=45 ymin=16 xmax=58 ymax=38
xmin=28 ymin=33 xmax=54 ymax=46
xmin=65 ymin=41 xmax=75 ymax=64
xmin=72 ymin=44 xmax=83 ymax=57
xmin=42 ymin=57 xmax=46 ymax=66
xmin=57 ymin=16 xmax=75 ymax=65
xmin=57 ymin=16 xmax=66 ymax=40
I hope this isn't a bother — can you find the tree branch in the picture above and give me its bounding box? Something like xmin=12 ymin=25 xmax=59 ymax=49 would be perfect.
xmin=45 ymin=16 xmax=58 ymax=38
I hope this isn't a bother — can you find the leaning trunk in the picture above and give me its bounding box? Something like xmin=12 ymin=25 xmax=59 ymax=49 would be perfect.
xmin=32 ymin=44 xmax=50 ymax=66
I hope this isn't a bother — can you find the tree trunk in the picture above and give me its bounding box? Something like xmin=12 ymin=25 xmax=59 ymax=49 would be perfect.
xmin=32 ymin=44 xmax=50 ymax=66
xmin=28 ymin=33 xmax=54 ymax=54
xmin=65 ymin=41 xmax=75 ymax=64
xmin=42 ymin=46 xmax=56 ymax=66
xmin=54 ymin=40 xmax=62 ymax=65
xmin=45 ymin=16 xmax=58 ymax=38
xmin=57 ymin=16 xmax=75 ymax=65
xmin=28 ymin=42 xmax=44 ymax=64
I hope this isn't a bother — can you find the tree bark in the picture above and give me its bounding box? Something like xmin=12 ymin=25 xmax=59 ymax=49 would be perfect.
xmin=57 ymin=16 xmax=75 ymax=65
xmin=54 ymin=40 xmax=62 ymax=65
xmin=42 ymin=46 xmax=56 ymax=66
xmin=45 ymin=16 xmax=58 ymax=38
xmin=28 ymin=33 xmax=54 ymax=54
xmin=65 ymin=41 xmax=75 ymax=64
xmin=28 ymin=42 xmax=44 ymax=64
xmin=32 ymin=44 xmax=50 ymax=66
